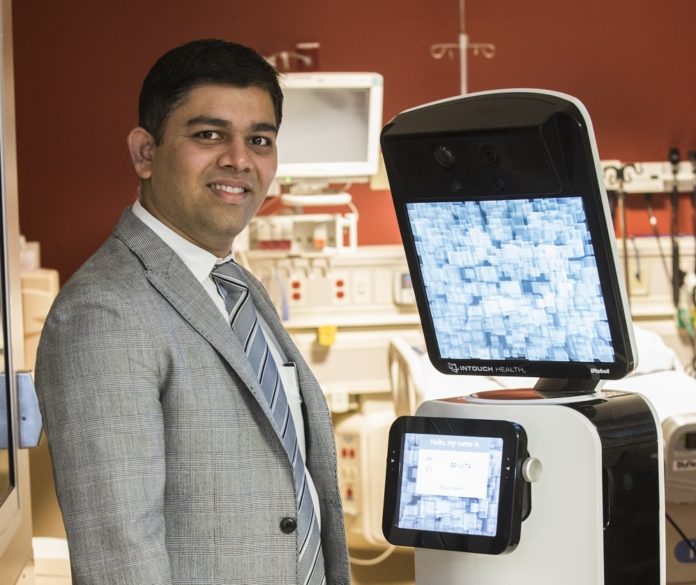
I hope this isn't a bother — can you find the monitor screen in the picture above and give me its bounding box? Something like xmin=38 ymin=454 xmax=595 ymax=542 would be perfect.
xmin=383 ymin=416 xmax=528 ymax=554
xmin=397 ymin=432 xmax=504 ymax=537
xmin=406 ymin=196 xmax=613 ymax=364
xmin=276 ymin=72 xmax=383 ymax=182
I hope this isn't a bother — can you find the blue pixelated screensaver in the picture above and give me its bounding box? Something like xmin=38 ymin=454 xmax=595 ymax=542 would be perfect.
xmin=406 ymin=197 xmax=614 ymax=362
xmin=397 ymin=433 xmax=503 ymax=536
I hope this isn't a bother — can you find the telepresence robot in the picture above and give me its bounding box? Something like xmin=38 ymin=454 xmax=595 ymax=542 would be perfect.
xmin=380 ymin=90 xmax=666 ymax=585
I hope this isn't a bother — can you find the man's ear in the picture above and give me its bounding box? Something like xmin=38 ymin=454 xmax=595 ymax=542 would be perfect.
xmin=127 ymin=127 xmax=156 ymax=179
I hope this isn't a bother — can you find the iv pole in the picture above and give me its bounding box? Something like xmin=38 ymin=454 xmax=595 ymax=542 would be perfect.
xmin=431 ymin=0 xmax=496 ymax=94
xmin=458 ymin=0 xmax=470 ymax=95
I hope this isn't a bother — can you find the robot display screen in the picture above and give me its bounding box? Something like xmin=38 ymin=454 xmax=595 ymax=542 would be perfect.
xmin=383 ymin=416 xmax=528 ymax=554
xmin=397 ymin=432 xmax=503 ymax=537
xmin=406 ymin=196 xmax=615 ymax=367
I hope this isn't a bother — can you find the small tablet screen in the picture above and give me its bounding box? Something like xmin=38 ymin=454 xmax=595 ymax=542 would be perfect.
xmin=383 ymin=416 xmax=528 ymax=555
xmin=397 ymin=432 xmax=504 ymax=536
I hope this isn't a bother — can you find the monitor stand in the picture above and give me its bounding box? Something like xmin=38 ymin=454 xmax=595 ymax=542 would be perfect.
xmin=467 ymin=377 xmax=605 ymax=402
xmin=534 ymin=376 xmax=604 ymax=396
xmin=280 ymin=192 xmax=352 ymax=208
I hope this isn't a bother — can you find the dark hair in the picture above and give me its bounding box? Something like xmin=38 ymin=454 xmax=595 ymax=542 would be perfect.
xmin=138 ymin=39 xmax=283 ymax=143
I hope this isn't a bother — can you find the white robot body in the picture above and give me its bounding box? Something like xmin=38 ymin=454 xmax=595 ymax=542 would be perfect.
xmin=412 ymin=391 xmax=665 ymax=585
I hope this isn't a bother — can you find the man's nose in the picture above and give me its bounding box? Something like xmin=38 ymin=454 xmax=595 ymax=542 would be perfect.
xmin=217 ymin=138 xmax=251 ymax=171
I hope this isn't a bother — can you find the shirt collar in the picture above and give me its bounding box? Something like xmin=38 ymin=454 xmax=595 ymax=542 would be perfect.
xmin=131 ymin=199 xmax=234 ymax=283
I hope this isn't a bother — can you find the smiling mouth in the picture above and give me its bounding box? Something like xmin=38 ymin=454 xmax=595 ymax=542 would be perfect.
xmin=208 ymin=182 xmax=254 ymax=204
xmin=209 ymin=183 xmax=250 ymax=194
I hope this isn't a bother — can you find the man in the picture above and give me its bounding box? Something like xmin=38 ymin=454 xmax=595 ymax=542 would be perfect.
xmin=35 ymin=39 xmax=350 ymax=585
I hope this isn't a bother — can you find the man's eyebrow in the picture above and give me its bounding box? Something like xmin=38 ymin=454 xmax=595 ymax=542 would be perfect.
xmin=186 ymin=115 xmax=230 ymax=129
xmin=254 ymin=122 xmax=279 ymax=134
xmin=186 ymin=116 xmax=278 ymax=134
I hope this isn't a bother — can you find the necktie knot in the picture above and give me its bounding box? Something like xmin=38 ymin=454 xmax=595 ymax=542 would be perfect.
xmin=211 ymin=262 xmax=250 ymax=323
xmin=212 ymin=259 xmax=245 ymax=280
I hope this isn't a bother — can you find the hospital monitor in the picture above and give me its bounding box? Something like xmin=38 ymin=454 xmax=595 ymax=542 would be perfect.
xmin=381 ymin=90 xmax=636 ymax=390
xmin=276 ymin=72 xmax=383 ymax=185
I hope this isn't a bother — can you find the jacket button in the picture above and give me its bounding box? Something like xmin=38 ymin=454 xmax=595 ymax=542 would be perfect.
xmin=280 ymin=517 xmax=297 ymax=534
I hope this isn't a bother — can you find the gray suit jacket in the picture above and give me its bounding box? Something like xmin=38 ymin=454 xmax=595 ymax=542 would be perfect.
xmin=35 ymin=208 xmax=350 ymax=584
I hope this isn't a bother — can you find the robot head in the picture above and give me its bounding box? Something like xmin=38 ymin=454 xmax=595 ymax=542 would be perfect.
xmin=382 ymin=90 xmax=636 ymax=388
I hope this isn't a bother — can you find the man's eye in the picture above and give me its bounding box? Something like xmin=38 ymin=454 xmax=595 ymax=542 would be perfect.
xmin=195 ymin=130 xmax=223 ymax=140
xmin=250 ymin=136 xmax=273 ymax=147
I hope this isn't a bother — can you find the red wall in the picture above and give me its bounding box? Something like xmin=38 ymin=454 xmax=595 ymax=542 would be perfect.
xmin=12 ymin=0 xmax=696 ymax=281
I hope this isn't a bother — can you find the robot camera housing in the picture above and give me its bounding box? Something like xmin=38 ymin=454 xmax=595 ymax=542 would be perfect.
xmin=381 ymin=90 xmax=636 ymax=387
xmin=433 ymin=145 xmax=457 ymax=170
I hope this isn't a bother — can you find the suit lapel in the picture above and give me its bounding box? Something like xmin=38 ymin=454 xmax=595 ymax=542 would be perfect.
xmin=112 ymin=209 xmax=274 ymax=420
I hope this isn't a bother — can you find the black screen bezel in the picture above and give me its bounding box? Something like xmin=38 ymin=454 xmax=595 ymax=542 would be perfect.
xmin=383 ymin=416 xmax=528 ymax=555
xmin=400 ymin=192 xmax=629 ymax=379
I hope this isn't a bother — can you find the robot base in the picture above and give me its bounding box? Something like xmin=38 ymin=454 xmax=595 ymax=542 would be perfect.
xmin=414 ymin=389 xmax=665 ymax=585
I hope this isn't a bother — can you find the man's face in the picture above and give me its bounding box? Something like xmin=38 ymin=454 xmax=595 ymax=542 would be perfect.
xmin=130 ymin=84 xmax=278 ymax=257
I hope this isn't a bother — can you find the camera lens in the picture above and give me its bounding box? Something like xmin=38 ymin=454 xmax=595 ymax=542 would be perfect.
xmin=433 ymin=145 xmax=456 ymax=169
xmin=479 ymin=143 xmax=502 ymax=167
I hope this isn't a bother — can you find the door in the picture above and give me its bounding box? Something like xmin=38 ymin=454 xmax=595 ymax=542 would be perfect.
xmin=0 ymin=0 xmax=35 ymax=583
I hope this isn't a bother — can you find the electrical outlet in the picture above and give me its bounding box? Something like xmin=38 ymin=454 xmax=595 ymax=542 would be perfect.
xmin=627 ymin=263 xmax=649 ymax=297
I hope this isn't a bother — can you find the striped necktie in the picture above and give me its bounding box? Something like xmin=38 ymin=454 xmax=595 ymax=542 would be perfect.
xmin=211 ymin=261 xmax=326 ymax=585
